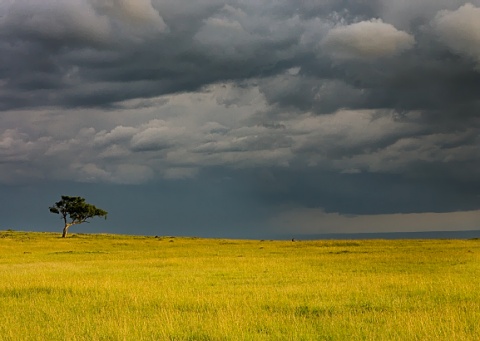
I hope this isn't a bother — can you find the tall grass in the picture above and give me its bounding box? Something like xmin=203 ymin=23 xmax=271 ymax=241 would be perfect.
xmin=1 ymin=231 xmax=479 ymax=340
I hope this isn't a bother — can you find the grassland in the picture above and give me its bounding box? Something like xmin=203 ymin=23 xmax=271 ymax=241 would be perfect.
xmin=0 ymin=230 xmax=479 ymax=340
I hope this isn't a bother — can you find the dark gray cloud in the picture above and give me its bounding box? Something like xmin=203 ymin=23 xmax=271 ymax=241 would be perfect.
xmin=2 ymin=0 xmax=480 ymax=120
xmin=1 ymin=1 xmax=480 ymax=237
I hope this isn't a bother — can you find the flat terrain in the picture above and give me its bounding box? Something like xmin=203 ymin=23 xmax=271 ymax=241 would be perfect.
xmin=0 ymin=230 xmax=479 ymax=340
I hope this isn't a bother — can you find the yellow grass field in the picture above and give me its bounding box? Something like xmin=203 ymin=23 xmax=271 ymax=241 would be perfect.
xmin=1 ymin=230 xmax=479 ymax=340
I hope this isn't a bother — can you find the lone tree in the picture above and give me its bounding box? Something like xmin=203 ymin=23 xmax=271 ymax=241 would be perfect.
xmin=49 ymin=195 xmax=108 ymax=238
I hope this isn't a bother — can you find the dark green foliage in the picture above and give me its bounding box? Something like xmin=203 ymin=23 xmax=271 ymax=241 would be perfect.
xmin=49 ymin=196 xmax=107 ymax=237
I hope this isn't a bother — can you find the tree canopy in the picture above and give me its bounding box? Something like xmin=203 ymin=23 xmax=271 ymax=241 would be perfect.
xmin=49 ymin=195 xmax=107 ymax=237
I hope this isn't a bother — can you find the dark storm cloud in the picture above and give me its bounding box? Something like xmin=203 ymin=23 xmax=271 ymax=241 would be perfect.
xmin=0 ymin=0 xmax=337 ymax=108
xmin=2 ymin=0 xmax=480 ymax=122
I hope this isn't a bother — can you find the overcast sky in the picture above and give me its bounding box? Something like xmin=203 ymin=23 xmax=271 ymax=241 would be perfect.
xmin=1 ymin=0 xmax=480 ymax=238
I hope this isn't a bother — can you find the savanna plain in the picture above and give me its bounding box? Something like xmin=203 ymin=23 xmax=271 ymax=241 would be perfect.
xmin=0 ymin=230 xmax=479 ymax=340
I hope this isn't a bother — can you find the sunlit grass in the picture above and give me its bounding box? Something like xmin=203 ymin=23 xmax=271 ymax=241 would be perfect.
xmin=1 ymin=231 xmax=479 ymax=340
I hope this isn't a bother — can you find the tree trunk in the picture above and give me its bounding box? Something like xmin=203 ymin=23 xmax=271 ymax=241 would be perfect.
xmin=62 ymin=224 xmax=73 ymax=238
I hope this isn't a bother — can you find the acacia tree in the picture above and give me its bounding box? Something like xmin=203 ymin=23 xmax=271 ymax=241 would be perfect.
xmin=49 ymin=196 xmax=108 ymax=238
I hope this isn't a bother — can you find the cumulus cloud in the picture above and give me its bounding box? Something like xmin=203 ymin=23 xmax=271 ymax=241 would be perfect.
xmin=322 ymin=19 xmax=415 ymax=60
xmin=432 ymin=3 xmax=480 ymax=63
xmin=379 ymin=0 xmax=473 ymax=30
xmin=0 ymin=0 xmax=167 ymax=52
xmin=0 ymin=129 xmax=38 ymax=162
xmin=71 ymin=162 xmax=112 ymax=183
xmin=93 ymin=0 xmax=168 ymax=39
xmin=258 ymin=73 xmax=368 ymax=114
xmin=130 ymin=120 xmax=185 ymax=152
xmin=193 ymin=6 xmax=251 ymax=57
xmin=94 ymin=126 xmax=138 ymax=147
xmin=96 ymin=0 xmax=165 ymax=25
xmin=0 ymin=0 xmax=111 ymax=45
xmin=194 ymin=4 xmax=303 ymax=62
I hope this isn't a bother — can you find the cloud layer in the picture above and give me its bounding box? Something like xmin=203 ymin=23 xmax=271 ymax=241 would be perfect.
xmin=1 ymin=1 xmax=480 ymax=235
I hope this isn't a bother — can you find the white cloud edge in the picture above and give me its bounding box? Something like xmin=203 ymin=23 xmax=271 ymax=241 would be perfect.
xmin=322 ymin=19 xmax=415 ymax=60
